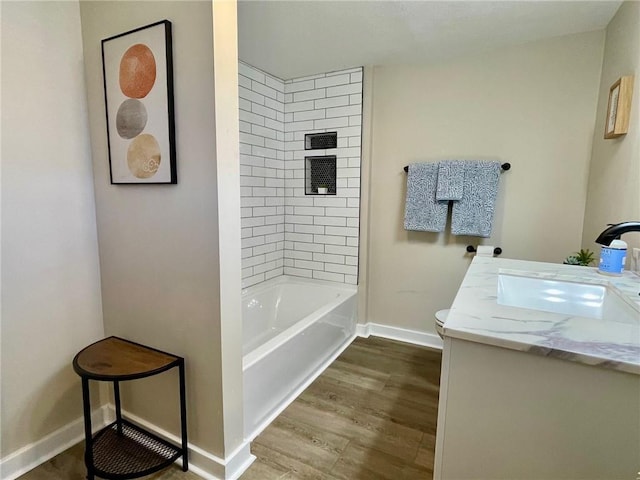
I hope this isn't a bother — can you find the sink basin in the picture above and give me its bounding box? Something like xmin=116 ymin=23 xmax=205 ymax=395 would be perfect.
xmin=497 ymin=273 xmax=638 ymax=324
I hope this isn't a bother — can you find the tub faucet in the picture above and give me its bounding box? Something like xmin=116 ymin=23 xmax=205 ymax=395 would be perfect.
xmin=595 ymin=222 xmax=640 ymax=245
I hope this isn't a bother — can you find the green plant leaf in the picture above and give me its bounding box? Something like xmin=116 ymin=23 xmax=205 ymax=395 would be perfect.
xmin=565 ymin=249 xmax=595 ymax=266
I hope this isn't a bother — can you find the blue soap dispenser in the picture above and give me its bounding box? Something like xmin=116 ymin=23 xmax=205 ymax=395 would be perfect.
xmin=598 ymin=235 xmax=627 ymax=276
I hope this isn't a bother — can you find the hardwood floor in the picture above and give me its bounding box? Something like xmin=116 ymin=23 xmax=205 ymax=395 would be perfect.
xmin=241 ymin=336 xmax=441 ymax=480
xmin=17 ymin=336 xmax=441 ymax=480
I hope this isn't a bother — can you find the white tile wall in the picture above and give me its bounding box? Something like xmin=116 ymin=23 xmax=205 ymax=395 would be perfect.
xmin=283 ymin=68 xmax=362 ymax=286
xmin=239 ymin=62 xmax=285 ymax=288
xmin=239 ymin=63 xmax=363 ymax=287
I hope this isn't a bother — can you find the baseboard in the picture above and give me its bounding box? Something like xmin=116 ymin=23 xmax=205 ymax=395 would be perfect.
xmin=0 ymin=403 xmax=254 ymax=480
xmin=357 ymin=322 xmax=443 ymax=350
xmin=110 ymin=406 xmax=255 ymax=480
xmin=0 ymin=405 xmax=111 ymax=480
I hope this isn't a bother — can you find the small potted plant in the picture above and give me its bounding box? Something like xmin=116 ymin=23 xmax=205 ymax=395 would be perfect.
xmin=317 ymin=184 xmax=328 ymax=195
xmin=563 ymin=249 xmax=595 ymax=266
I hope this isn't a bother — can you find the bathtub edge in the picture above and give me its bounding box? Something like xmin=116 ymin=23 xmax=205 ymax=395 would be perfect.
xmin=244 ymin=331 xmax=357 ymax=443
xmin=243 ymin=288 xmax=357 ymax=370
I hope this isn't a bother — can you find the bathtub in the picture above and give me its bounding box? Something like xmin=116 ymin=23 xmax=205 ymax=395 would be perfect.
xmin=242 ymin=275 xmax=357 ymax=439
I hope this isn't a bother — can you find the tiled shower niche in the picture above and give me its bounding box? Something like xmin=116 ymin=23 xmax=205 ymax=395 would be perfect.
xmin=305 ymin=132 xmax=338 ymax=150
xmin=305 ymin=156 xmax=336 ymax=195
xmin=239 ymin=62 xmax=363 ymax=287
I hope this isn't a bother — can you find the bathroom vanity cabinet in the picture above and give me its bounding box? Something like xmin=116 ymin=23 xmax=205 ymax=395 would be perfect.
xmin=434 ymin=258 xmax=640 ymax=479
xmin=435 ymin=337 xmax=639 ymax=478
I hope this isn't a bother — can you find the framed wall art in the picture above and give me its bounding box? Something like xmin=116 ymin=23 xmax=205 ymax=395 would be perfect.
xmin=604 ymin=75 xmax=634 ymax=139
xmin=102 ymin=20 xmax=177 ymax=184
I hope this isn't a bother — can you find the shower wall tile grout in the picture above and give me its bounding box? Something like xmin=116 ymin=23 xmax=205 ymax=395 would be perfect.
xmin=239 ymin=61 xmax=286 ymax=287
xmin=239 ymin=61 xmax=362 ymax=288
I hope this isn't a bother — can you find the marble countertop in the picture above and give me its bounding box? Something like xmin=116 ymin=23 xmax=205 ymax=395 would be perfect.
xmin=445 ymin=257 xmax=640 ymax=374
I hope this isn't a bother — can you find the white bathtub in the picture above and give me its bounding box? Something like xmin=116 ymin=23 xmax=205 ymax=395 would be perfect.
xmin=242 ymin=275 xmax=357 ymax=439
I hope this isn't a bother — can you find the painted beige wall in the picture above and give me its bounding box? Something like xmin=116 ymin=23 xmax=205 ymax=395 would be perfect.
xmin=1 ymin=0 xmax=104 ymax=457
xmin=79 ymin=1 xmax=243 ymax=457
xmin=365 ymin=31 xmax=604 ymax=333
xmin=582 ymin=1 xmax=640 ymax=261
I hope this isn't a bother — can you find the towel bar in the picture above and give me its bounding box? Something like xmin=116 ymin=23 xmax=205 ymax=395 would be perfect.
xmin=404 ymin=162 xmax=511 ymax=173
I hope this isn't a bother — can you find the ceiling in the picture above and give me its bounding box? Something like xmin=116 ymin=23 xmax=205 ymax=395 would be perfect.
xmin=237 ymin=1 xmax=621 ymax=80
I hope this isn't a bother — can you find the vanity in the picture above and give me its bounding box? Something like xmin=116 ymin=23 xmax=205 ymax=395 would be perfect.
xmin=434 ymin=257 xmax=640 ymax=479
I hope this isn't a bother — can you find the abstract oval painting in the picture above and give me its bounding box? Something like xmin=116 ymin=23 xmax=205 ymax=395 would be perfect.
xmin=102 ymin=20 xmax=176 ymax=184
xmin=119 ymin=44 xmax=156 ymax=99
xmin=116 ymin=99 xmax=147 ymax=139
xmin=127 ymin=134 xmax=161 ymax=179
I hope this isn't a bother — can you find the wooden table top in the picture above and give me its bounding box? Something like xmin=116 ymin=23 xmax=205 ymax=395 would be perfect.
xmin=73 ymin=337 xmax=180 ymax=380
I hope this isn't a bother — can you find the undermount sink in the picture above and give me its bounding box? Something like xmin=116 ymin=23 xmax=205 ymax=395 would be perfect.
xmin=497 ymin=273 xmax=638 ymax=324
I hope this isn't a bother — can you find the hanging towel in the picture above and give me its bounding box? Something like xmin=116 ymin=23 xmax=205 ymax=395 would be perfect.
xmin=404 ymin=163 xmax=448 ymax=232
xmin=436 ymin=160 xmax=465 ymax=201
xmin=451 ymin=161 xmax=501 ymax=237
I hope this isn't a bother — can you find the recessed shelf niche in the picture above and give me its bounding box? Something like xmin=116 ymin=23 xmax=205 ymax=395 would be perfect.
xmin=305 ymin=155 xmax=337 ymax=195
xmin=305 ymin=132 xmax=338 ymax=150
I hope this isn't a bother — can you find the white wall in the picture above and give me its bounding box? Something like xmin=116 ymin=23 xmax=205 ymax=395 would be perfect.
xmin=79 ymin=0 xmax=244 ymax=463
xmin=239 ymin=63 xmax=363 ymax=287
xmin=211 ymin=0 xmax=245 ymax=461
xmin=283 ymin=68 xmax=363 ymax=284
xmin=364 ymin=31 xmax=604 ymax=334
xmin=582 ymin=1 xmax=640 ymax=260
xmin=239 ymin=62 xmax=286 ymax=287
xmin=1 ymin=0 xmax=104 ymax=460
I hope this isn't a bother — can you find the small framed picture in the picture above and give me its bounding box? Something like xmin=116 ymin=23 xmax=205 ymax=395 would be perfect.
xmin=102 ymin=20 xmax=177 ymax=184
xmin=604 ymin=75 xmax=634 ymax=139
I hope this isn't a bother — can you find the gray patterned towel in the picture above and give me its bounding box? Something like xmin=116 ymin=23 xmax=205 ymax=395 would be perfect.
xmin=404 ymin=163 xmax=448 ymax=232
xmin=436 ymin=160 xmax=465 ymax=201
xmin=451 ymin=161 xmax=501 ymax=237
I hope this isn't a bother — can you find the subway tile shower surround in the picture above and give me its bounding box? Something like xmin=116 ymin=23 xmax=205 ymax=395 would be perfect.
xmin=239 ymin=62 xmax=363 ymax=288
xmin=239 ymin=63 xmax=286 ymax=288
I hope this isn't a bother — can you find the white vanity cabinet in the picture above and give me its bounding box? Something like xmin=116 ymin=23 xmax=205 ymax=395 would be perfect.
xmin=434 ymin=257 xmax=640 ymax=479
xmin=435 ymin=337 xmax=640 ymax=479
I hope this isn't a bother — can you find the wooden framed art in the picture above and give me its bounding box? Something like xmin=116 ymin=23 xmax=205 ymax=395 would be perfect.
xmin=102 ymin=20 xmax=177 ymax=184
xmin=604 ymin=75 xmax=634 ymax=139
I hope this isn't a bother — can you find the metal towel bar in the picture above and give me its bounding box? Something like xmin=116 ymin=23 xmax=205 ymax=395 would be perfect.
xmin=403 ymin=162 xmax=511 ymax=173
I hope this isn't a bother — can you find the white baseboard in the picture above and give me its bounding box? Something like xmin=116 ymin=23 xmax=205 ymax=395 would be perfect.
xmin=0 ymin=405 xmax=111 ymax=480
xmin=0 ymin=403 xmax=254 ymax=480
xmin=357 ymin=322 xmax=443 ymax=350
xmin=111 ymin=406 xmax=255 ymax=480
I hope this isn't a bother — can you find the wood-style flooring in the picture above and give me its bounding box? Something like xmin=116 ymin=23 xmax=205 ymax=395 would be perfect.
xmin=18 ymin=336 xmax=441 ymax=480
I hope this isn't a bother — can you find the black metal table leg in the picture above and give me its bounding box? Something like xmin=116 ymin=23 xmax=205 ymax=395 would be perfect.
xmin=81 ymin=377 xmax=95 ymax=480
xmin=179 ymin=360 xmax=189 ymax=471
xmin=114 ymin=380 xmax=123 ymax=435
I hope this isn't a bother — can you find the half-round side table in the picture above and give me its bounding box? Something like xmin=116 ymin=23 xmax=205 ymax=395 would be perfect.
xmin=73 ymin=336 xmax=188 ymax=480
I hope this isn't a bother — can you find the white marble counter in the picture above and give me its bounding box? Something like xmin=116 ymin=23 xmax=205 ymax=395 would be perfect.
xmin=445 ymin=257 xmax=640 ymax=374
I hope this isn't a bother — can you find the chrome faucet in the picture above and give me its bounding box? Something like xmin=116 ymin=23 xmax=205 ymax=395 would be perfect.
xmin=595 ymin=222 xmax=640 ymax=245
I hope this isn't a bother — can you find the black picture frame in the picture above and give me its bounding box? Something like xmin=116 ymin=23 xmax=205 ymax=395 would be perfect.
xmin=102 ymin=20 xmax=176 ymax=184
